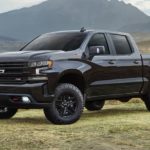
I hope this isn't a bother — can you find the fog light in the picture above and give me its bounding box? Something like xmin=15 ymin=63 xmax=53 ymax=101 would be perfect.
xmin=22 ymin=97 xmax=31 ymax=103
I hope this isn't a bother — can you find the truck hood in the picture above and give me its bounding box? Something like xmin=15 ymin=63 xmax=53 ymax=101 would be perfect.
xmin=0 ymin=50 xmax=64 ymax=62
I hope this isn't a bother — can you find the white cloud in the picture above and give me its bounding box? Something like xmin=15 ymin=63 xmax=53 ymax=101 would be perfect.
xmin=122 ymin=0 xmax=150 ymax=15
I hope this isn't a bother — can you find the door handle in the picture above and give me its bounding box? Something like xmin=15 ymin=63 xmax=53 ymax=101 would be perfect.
xmin=133 ymin=60 xmax=139 ymax=64
xmin=108 ymin=60 xmax=115 ymax=65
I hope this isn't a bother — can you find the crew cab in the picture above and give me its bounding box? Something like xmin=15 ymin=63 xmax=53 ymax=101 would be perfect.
xmin=0 ymin=29 xmax=149 ymax=124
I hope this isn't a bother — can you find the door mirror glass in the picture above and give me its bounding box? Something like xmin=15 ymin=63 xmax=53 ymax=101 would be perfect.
xmin=89 ymin=46 xmax=106 ymax=56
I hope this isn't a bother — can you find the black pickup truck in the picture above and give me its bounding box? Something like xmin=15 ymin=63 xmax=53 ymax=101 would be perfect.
xmin=0 ymin=29 xmax=149 ymax=124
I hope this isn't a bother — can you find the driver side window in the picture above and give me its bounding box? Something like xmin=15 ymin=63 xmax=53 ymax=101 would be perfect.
xmin=88 ymin=33 xmax=110 ymax=54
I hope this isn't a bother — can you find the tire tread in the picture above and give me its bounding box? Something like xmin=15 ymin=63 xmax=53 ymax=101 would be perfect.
xmin=44 ymin=83 xmax=84 ymax=124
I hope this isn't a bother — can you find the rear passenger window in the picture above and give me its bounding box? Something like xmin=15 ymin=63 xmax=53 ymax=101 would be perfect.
xmin=88 ymin=34 xmax=110 ymax=54
xmin=111 ymin=34 xmax=132 ymax=55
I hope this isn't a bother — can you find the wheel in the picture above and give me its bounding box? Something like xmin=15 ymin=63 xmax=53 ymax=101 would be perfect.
xmin=142 ymin=95 xmax=150 ymax=111
xmin=0 ymin=107 xmax=17 ymax=119
xmin=85 ymin=100 xmax=105 ymax=111
xmin=44 ymin=83 xmax=84 ymax=125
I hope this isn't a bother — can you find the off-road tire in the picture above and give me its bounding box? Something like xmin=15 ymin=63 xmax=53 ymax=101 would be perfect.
xmin=44 ymin=83 xmax=84 ymax=125
xmin=142 ymin=95 xmax=150 ymax=111
xmin=0 ymin=107 xmax=17 ymax=119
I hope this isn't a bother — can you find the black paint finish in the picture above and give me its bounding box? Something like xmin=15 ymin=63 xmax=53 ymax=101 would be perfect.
xmin=0 ymin=30 xmax=149 ymax=108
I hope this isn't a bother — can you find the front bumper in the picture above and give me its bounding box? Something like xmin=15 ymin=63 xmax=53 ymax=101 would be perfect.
xmin=0 ymin=82 xmax=54 ymax=108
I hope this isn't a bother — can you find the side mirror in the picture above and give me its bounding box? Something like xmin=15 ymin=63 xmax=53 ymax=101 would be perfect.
xmin=89 ymin=46 xmax=106 ymax=56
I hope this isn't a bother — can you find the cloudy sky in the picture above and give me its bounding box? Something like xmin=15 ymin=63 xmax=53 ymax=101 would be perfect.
xmin=123 ymin=0 xmax=150 ymax=15
xmin=0 ymin=0 xmax=150 ymax=15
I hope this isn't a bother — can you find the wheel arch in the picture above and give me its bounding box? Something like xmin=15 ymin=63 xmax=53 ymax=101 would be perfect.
xmin=57 ymin=69 xmax=87 ymax=94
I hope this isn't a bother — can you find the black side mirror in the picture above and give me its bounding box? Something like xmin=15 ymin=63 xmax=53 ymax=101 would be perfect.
xmin=89 ymin=46 xmax=106 ymax=56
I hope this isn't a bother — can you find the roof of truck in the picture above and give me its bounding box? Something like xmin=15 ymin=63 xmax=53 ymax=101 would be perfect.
xmin=44 ymin=29 xmax=130 ymax=36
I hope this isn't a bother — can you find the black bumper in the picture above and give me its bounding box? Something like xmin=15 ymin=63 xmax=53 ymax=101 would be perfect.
xmin=0 ymin=83 xmax=54 ymax=108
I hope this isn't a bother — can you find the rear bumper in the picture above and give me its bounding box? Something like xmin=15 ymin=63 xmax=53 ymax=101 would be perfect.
xmin=0 ymin=83 xmax=54 ymax=108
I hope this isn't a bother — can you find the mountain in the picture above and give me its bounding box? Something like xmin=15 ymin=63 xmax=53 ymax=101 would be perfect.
xmin=0 ymin=36 xmax=24 ymax=52
xmin=0 ymin=0 xmax=149 ymax=41
xmin=0 ymin=35 xmax=16 ymax=42
xmin=120 ymin=21 xmax=150 ymax=33
xmin=0 ymin=41 xmax=25 ymax=52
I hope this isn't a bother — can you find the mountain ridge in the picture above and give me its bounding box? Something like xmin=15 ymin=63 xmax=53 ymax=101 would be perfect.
xmin=0 ymin=35 xmax=17 ymax=41
xmin=0 ymin=0 xmax=149 ymax=41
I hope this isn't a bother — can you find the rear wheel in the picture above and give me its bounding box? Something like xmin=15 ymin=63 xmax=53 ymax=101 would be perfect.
xmin=119 ymin=98 xmax=130 ymax=103
xmin=142 ymin=95 xmax=150 ymax=111
xmin=0 ymin=107 xmax=17 ymax=119
xmin=85 ymin=100 xmax=105 ymax=111
xmin=44 ymin=83 xmax=84 ymax=124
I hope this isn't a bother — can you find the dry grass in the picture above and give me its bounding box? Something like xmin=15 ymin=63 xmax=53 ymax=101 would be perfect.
xmin=137 ymin=41 xmax=150 ymax=54
xmin=0 ymin=33 xmax=150 ymax=150
xmin=132 ymin=32 xmax=150 ymax=54
xmin=0 ymin=99 xmax=150 ymax=150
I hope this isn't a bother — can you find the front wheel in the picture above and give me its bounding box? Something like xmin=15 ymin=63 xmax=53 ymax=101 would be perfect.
xmin=0 ymin=107 xmax=17 ymax=119
xmin=44 ymin=83 xmax=84 ymax=125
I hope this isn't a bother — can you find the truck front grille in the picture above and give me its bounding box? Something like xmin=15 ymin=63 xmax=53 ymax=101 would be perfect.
xmin=0 ymin=62 xmax=27 ymax=68
xmin=0 ymin=62 xmax=29 ymax=84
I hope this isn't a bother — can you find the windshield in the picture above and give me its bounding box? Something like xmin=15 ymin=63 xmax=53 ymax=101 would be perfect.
xmin=22 ymin=32 xmax=87 ymax=51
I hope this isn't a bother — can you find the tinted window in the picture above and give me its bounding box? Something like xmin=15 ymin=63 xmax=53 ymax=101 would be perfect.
xmin=22 ymin=32 xmax=87 ymax=51
xmin=111 ymin=34 xmax=132 ymax=55
xmin=88 ymin=34 xmax=109 ymax=54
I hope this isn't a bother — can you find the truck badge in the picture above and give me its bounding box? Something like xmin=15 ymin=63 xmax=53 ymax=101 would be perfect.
xmin=0 ymin=70 xmax=5 ymax=74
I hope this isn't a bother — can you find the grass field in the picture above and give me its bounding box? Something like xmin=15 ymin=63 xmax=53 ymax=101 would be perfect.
xmin=0 ymin=99 xmax=150 ymax=150
xmin=0 ymin=34 xmax=150 ymax=150
xmin=131 ymin=33 xmax=150 ymax=54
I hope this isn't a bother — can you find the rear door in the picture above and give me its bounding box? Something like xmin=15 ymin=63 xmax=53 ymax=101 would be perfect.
xmin=107 ymin=34 xmax=143 ymax=95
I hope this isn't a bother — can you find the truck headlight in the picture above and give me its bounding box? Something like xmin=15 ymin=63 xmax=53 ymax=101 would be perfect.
xmin=37 ymin=61 xmax=48 ymax=67
xmin=28 ymin=60 xmax=53 ymax=68
xmin=29 ymin=62 xmax=37 ymax=67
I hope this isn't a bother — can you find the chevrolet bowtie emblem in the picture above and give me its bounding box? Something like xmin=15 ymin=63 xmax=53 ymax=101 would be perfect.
xmin=0 ymin=70 xmax=5 ymax=74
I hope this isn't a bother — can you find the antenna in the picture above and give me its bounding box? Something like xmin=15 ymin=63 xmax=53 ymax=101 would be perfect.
xmin=80 ymin=27 xmax=86 ymax=32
